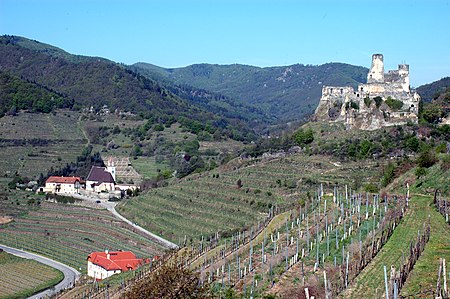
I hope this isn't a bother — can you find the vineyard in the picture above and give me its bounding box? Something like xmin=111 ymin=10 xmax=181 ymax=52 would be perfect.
xmin=0 ymin=199 xmax=165 ymax=272
xmin=399 ymin=194 xmax=450 ymax=297
xmin=179 ymin=186 xmax=407 ymax=298
xmin=0 ymin=251 xmax=63 ymax=299
xmin=118 ymin=153 xmax=381 ymax=245
xmin=0 ymin=111 xmax=87 ymax=179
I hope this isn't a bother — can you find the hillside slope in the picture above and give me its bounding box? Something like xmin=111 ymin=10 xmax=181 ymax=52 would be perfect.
xmin=0 ymin=35 xmax=256 ymax=140
xmin=417 ymin=77 xmax=450 ymax=102
xmin=132 ymin=62 xmax=369 ymax=123
xmin=0 ymin=71 xmax=73 ymax=116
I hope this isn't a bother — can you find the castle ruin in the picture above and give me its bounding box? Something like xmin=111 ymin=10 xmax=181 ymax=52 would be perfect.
xmin=315 ymin=54 xmax=421 ymax=130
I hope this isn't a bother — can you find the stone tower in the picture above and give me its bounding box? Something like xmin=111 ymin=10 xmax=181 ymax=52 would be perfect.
xmin=107 ymin=157 xmax=116 ymax=181
xmin=398 ymin=64 xmax=410 ymax=92
xmin=367 ymin=54 xmax=384 ymax=83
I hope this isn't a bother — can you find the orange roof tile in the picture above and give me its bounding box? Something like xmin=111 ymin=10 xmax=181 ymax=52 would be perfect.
xmin=46 ymin=176 xmax=82 ymax=184
xmin=87 ymin=251 xmax=142 ymax=272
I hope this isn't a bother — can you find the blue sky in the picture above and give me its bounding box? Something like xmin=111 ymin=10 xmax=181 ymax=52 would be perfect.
xmin=1 ymin=0 xmax=449 ymax=86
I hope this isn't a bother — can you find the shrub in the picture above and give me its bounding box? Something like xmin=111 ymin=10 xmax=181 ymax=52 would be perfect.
xmin=385 ymin=97 xmax=404 ymax=111
xmin=126 ymin=254 xmax=210 ymax=299
xmin=364 ymin=97 xmax=372 ymax=108
xmin=441 ymin=154 xmax=450 ymax=171
xmin=294 ymin=129 xmax=314 ymax=146
xmin=405 ymin=136 xmax=420 ymax=152
xmin=345 ymin=101 xmax=359 ymax=110
xmin=417 ymin=149 xmax=438 ymax=168
xmin=415 ymin=167 xmax=428 ymax=178
xmin=364 ymin=183 xmax=379 ymax=193
xmin=420 ymin=104 xmax=444 ymax=124
xmin=351 ymin=101 xmax=359 ymax=110
xmin=382 ymin=163 xmax=396 ymax=187
xmin=435 ymin=142 xmax=447 ymax=154
xmin=153 ymin=124 xmax=165 ymax=131
xmin=374 ymin=96 xmax=383 ymax=108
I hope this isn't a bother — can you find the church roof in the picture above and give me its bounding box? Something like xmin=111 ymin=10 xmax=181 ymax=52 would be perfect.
xmin=87 ymin=166 xmax=115 ymax=184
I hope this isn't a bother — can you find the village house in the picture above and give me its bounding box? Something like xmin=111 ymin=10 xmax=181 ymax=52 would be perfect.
xmin=42 ymin=176 xmax=82 ymax=194
xmin=87 ymin=250 xmax=143 ymax=280
xmin=40 ymin=157 xmax=139 ymax=198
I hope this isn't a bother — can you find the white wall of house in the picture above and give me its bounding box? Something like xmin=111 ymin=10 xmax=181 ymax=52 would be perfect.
xmin=87 ymin=261 xmax=121 ymax=280
xmin=43 ymin=182 xmax=80 ymax=194
xmin=86 ymin=181 xmax=114 ymax=193
xmin=86 ymin=180 xmax=96 ymax=192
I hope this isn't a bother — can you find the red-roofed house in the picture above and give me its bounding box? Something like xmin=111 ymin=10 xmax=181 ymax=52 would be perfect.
xmin=87 ymin=250 xmax=143 ymax=280
xmin=42 ymin=176 xmax=82 ymax=194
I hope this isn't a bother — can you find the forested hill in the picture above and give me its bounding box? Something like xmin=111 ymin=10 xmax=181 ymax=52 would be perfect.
xmin=0 ymin=35 xmax=257 ymax=141
xmin=131 ymin=62 xmax=369 ymax=123
xmin=417 ymin=77 xmax=450 ymax=102
xmin=0 ymin=71 xmax=73 ymax=116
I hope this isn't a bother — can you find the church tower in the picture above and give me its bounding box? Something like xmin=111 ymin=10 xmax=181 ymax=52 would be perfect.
xmin=367 ymin=54 xmax=385 ymax=83
xmin=107 ymin=157 xmax=116 ymax=181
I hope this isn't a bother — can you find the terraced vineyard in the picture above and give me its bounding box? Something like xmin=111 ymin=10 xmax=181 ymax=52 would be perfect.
xmin=0 ymin=201 xmax=165 ymax=272
xmin=400 ymin=195 xmax=450 ymax=296
xmin=0 ymin=251 xmax=63 ymax=299
xmin=183 ymin=186 xmax=407 ymax=298
xmin=0 ymin=111 xmax=87 ymax=178
xmin=118 ymin=153 xmax=381 ymax=245
xmin=130 ymin=156 xmax=171 ymax=180
xmin=338 ymin=194 xmax=449 ymax=298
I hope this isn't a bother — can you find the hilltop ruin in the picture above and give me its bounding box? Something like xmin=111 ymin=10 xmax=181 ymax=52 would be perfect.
xmin=314 ymin=54 xmax=421 ymax=130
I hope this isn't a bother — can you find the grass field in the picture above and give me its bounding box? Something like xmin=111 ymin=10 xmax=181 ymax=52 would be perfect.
xmin=341 ymin=194 xmax=450 ymax=298
xmin=0 ymin=251 xmax=63 ymax=299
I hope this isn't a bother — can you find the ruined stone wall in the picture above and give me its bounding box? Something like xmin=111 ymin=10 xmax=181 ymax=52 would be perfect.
xmin=314 ymin=54 xmax=420 ymax=130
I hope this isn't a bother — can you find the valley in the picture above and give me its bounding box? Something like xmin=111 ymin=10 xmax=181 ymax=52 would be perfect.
xmin=0 ymin=35 xmax=448 ymax=299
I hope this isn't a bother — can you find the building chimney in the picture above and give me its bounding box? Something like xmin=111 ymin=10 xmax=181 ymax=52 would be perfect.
xmin=105 ymin=250 xmax=110 ymax=259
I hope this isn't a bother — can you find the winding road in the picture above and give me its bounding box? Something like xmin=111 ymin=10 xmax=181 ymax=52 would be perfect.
xmin=105 ymin=201 xmax=179 ymax=249
xmin=0 ymin=244 xmax=80 ymax=299
xmin=68 ymin=193 xmax=178 ymax=249
xmin=1 ymin=194 xmax=176 ymax=298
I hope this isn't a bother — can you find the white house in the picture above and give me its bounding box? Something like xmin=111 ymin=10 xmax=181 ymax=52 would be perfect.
xmin=42 ymin=176 xmax=82 ymax=194
xmin=87 ymin=250 xmax=143 ymax=280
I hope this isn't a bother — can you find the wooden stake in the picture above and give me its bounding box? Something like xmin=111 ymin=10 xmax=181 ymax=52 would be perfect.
xmin=443 ymin=258 xmax=447 ymax=297
xmin=384 ymin=265 xmax=390 ymax=299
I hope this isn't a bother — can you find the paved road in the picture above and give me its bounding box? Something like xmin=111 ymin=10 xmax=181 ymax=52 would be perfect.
xmin=106 ymin=202 xmax=178 ymax=249
xmin=0 ymin=244 xmax=80 ymax=299
xmin=69 ymin=193 xmax=178 ymax=249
